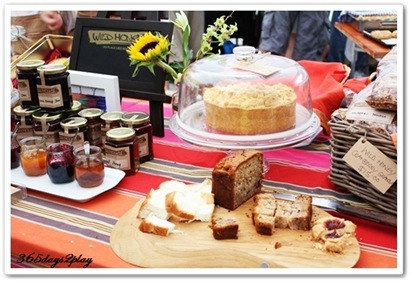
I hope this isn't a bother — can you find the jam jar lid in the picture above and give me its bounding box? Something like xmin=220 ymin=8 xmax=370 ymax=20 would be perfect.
xmin=78 ymin=108 xmax=104 ymax=119
xmin=60 ymin=117 xmax=88 ymax=129
xmin=71 ymin=100 xmax=82 ymax=111
xmin=106 ymin=127 xmax=135 ymax=142
xmin=16 ymin=59 xmax=45 ymax=70
xmin=37 ymin=64 xmax=67 ymax=75
xmin=32 ymin=110 xmax=63 ymax=122
xmin=121 ymin=112 xmax=150 ymax=126
xmin=101 ymin=111 xmax=124 ymax=121
xmin=13 ymin=105 xmax=40 ymax=116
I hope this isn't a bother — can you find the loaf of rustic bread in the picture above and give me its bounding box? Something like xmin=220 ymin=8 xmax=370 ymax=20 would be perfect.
xmin=212 ymin=149 xmax=263 ymax=210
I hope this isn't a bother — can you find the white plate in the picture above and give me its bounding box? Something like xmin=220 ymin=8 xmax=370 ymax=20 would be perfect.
xmin=169 ymin=101 xmax=321 ymax=150
xmin=11 ymin=166 xmax=125 ymax=202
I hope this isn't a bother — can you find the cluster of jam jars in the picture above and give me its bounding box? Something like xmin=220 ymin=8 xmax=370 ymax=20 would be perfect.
xmin=15 ymin=136 xmax=105 ymax=188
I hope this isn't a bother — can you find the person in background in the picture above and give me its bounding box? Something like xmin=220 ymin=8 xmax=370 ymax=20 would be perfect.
xmin=11 ymin=10 xmax=77 ymax=57
xmin=259 ymin=11 xmax=330 ymax=61
xmin=326 ymin=10 xmax=370 ymax=77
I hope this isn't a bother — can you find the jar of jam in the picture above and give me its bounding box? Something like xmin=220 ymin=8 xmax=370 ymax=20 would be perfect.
xmin=19 ymin=136 xmax=47 ymax=176
xmin=59 ymin=117 xmax=88 ymax=149
xmin=78 ymin=108 xmax=104 ymax=147
xmin=13 ymin=105 xmax=39 ymax=141
xmin=32 ymin=110 xmax=63 ymax=146
xmin=100 ymin=111 xmax=123 ymax=145
xmin=11 ymin=132 xmax=21 ymax=169
xmin=46 ymin=143 xmax=75 ymax=184
xmin=74 ymin=145 xmax=105 ymax=188
xmin=121 ymin=112 xmax=154 ymax=163
xmin=105 ymin=127 xmax=139 ymax=175
xmin=63 ymin=100 xmax=82 ymax=118
xmin=36 ymin=64 xmax=73 ymax=113
xmin=16 ymin=59 xmax=45 ymax=109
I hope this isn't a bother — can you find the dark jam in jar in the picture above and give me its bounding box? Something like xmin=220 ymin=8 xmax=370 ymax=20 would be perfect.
xmin=121 ymin=112 xmax=153 ymax=163
xmin=32 ymin=110 xmax=63 ymax=146
xmin=78 ymin=108 xmax=104 ymax=147
xmin=100 ymin=111 xmax=123 ymax=145
xmin=16 ymin=59 xmax=45 ymax=109
xmin=13 ymin=105 xmax=39 ymax=141
xmin=59 ymin=117 xmax=88 ymax=149
xmin=104 ymin=127 xmax=139 ymax=175
xmin=11 ymin=133 xmax=21 ymax=169
xmin=46 ymin=143 xmax=75 ymax=184
xmin=36 ymin=64 xmax=73 ymax=113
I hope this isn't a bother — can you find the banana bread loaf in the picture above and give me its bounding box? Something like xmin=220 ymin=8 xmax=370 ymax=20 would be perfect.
xmin=212 ymin=149 xmax=263 ymax=210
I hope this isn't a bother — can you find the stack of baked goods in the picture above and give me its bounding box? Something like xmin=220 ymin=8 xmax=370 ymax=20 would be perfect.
xmin=203 ymin=82 xmax=297 ymax=135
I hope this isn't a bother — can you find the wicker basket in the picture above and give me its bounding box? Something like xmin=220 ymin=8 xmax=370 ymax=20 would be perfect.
xmin=328 ymin=110 xmax=397 ymax=215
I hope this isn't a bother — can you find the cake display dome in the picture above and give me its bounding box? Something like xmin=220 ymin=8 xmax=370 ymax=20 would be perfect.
xmin=169 ymin=46 xmax=320 ymax=149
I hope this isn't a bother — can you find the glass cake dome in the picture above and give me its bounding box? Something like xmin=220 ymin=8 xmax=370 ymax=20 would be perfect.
xmin=169 ymin=46 xmax=320 ymax=150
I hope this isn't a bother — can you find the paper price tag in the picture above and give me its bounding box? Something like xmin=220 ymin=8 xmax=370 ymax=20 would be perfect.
xmin=234 ymin=61 xmax=280 ymax=76
xmin=342 ymin=138 xmax=397 ymax=194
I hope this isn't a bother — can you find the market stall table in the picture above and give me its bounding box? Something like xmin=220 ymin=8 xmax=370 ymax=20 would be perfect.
xmin=9 ymin=98 xmax=398 ymax=271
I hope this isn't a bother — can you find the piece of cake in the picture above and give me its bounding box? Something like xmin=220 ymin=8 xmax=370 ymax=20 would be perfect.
xmin=203 ymin=82 xmax=297 ymax=135
xmin=212 ymin=149 xmax=263 ymax=210
xmin=210 ymin=217 xmax=239 ymax=240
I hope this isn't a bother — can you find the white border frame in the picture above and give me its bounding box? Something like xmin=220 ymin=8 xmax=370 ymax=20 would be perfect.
xmin=68 ymin=69 xmax=121 ymax=112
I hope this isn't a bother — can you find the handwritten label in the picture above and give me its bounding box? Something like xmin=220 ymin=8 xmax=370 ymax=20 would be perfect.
xmin=234 ymin=61 xmax=280 ymax=76
xmin=346 ymin=104 xmax=395 ymax=124
xmin=343 ymin=138 xmax=397 ymax=193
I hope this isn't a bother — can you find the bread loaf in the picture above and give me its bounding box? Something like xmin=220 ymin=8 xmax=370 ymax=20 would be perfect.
xmin=212 ymin=150 xmax=263 ymax=210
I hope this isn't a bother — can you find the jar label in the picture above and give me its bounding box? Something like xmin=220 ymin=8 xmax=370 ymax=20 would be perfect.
xmin=17 ymin=79 xmax=31 ymax=101
xmin=34 ymin=130 xmax=60 ymax=146
xmin=16 ymin=125 xmax=33 ymax=141
xmin=104 ymin=145 xmax=131 ymax=170
xmin=59 ymin=132 xmax=85 ymax=149
xmin=137 ymin=133 xmax=149 ymax=157
xmin=37 ymin=84 xmax=64 ymax=108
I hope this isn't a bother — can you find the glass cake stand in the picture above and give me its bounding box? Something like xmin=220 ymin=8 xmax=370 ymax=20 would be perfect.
xmin=169 ymin=101 xmax=321 ymax=172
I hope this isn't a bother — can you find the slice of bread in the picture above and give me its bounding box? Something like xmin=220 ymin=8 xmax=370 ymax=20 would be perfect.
xmin=138 ymin=212 xmax=176 ymax=237
xmin=137 ymin=179 xmax=213 ymax=221
xmin=166 ymin=190 xmax=215 ymax=222
xmin=254 ymin=214 xmax=275 ymax=236
xmin=211 ymin=217 xmax=239 ymax=240
xmin=252 ymin=193 xmax=313 ymax=235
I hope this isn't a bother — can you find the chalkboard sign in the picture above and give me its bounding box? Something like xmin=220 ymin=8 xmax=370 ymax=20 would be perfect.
xmin=69 ymin=17 xmax=174 ymax=136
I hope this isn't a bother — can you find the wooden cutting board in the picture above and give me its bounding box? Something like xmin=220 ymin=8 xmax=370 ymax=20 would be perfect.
xmin=110 ymin=198 xmax=360 ymax=268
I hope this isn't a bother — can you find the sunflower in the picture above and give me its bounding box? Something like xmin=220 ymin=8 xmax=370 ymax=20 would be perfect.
xmin=127 ymin=32 xmax=177 ymax=80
